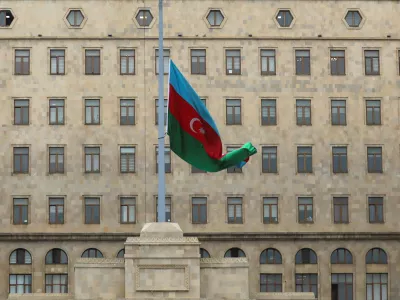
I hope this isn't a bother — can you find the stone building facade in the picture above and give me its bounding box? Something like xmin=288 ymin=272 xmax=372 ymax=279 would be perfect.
xmin=0 ymin=0 xmax=399 ymax=299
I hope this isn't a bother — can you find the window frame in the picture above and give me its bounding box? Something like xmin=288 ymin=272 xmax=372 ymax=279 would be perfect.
xmin=225 ymin=49 xmax=241 ymax=75
xmin=120 ymin=98 xmax=135 ymax=125
xmin=368 ymin=196 xmax=384 ymax=224
xmin=191 ymin=49 xmax=207 ymax=75
xmin=330 ymin=49 xmax=346 ymax=76
xmin=9 ymin=274 xmax=32 ymax=294
xmin=367 ymin=147 xmax=383 ymax=173
xmin=120 ymin=49 xmax=135 ymax=75
xmin=364 ymin=49 xmax=380 ymax=76
xmin=49 ymin=99 xmax=65 ymax=125
xmin=331 ymin=99 xmax=347 ymax=125
xmin=365 ymin=99 xmax=381 ymax=125
xmin=298 ymin=197 xmax=313 ymax=223
xmin=155 ymin=49 xmax=170 ymax=75
xmin=155 ymin=196 xmax=172 ymax=222
xmin=50 ymin=49 xmax=65 ymax=75
xmin=261 ymin=99 xmax=277 ymax=126
xmin=296 ymin=146 xmax=313 ymax=173
xmin=120 ymin=146 xmax=136 ymax=173
xmin=156 ymin=146 xmax=171 ymax=173
xmin=14 ymin=49 xmax=30 ymax=75
xmin=295 ymin=49 xmax=311 ymax=75
xmin=84 ymin=146 xmax=101 ymax=173
xmin=260 ymin=274 xmax=282 ymax=292
xmin=13 ymin=147 xmax=30 ymax=174
xmin=332 ymin=146 xmax=348 ymax=173
xmin=84 ymin=49 xmax=101 ymax=75
xmin=120 ymin=196 xmax=136 ymax=224
xmin=49 ymin=147 xmax=65 ymax=174
xmin=84 ymin=99 xmax=100 ymax=125
xmin=45 ymin=274 xmax=68 ymax=294
xmin=262 ymin=197 xmax=279 ymax=224
xmin=14 ymin=99 xmax=30 ymax=125
xmin=366 ymin=273 xmax=388 ymax=300
xmin=333 ymin=197 xmax=349 ymax=224
xmin=155 ymin=98 xmax=168 ymax=126
xmin=260 ymin=49 xmax=276 ymax=75
xmin=227 ymin=197 xmax=243 ymax=224
xmin=191 ymin=196 xmax=207 ymax=224
xmin=226 ymin=99 xmax=242 ymax=125
xmin=84 ymin=197 xmax=100 ymax=224
xmin=296 ymin=99 xmax=311 ymax=125
xmin=13 ymin=197 xmax=29 ymax=225
xmin=48 ymin=197 xmax=65 ymax=225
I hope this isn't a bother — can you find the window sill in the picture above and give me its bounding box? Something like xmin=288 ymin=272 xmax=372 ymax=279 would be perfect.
xmin=120 ymin=73 xmax=136 ymax=76
xmin=120 ymin=222 xmax=137 ymax=225
xmin=261 ymin=73 xmax=276 ymax=76
xmin=50 ymin=73 xmax=66 ymax=76
xmin=12 ymin=172 xmax=30 ymax=176
xmin=299 ymin=221 xmax=314 ymax=224
xmin=262 ymin=172 xmax=278 ymax=174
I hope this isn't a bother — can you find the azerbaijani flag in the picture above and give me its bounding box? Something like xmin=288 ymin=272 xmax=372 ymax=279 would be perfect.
xmin=167 ymin=60 xmax=257 ymax=172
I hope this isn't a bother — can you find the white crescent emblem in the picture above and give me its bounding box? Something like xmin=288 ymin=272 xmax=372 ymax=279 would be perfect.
xmin=189 ymin=118 xmax=205 ymax=134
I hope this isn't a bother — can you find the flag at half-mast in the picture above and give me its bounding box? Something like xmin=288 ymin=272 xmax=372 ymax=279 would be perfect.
xmin=167 ymin=60 xmax=257 ymax=172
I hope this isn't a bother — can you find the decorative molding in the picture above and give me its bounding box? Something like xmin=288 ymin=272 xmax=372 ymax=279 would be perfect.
xmin=200 ymin=257 xmax=248 ymax=264
xmin=127 ymin=236 xmax=199 ymax=244
xmin=135 ymin=264 xmax=189 ymax=291
xmin=0 ymin=232 xmax=399 ymax=241
xmin=76 ymin=258 xmax=124 ymax=265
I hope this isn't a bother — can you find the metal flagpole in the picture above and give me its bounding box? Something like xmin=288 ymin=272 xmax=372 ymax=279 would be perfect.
xmin=157 ymin=0 xmax=166 ymax=222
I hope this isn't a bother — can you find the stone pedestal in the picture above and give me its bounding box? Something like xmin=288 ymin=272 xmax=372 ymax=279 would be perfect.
xmin=124 ymin=222 xmax=201 ymax=300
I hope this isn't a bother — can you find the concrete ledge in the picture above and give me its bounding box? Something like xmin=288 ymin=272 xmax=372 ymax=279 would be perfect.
xmin=200 ymin=258 xmax=249 ymax=268
xmin=256 ymin=293 xmax=316 ymax=300
xmin=74 ymin=258 xmax=124 ymax=268
xmin=8 ymin=294 xmax=72 ymax=300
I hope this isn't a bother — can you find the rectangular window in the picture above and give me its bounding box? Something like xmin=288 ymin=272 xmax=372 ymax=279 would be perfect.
xmin=192 ymin=197 xmax=207 ymax=224
xmin=155 ymin=99 xmax=168 ymax=125
xmin=261 ymin=99 xmax=277 ymax=125
xmin=9 ymin=274 xmax=32 ymax=294
xmin=84 ymin=197 xmax=100 ymax=224
xmin=331 ymin=100 xmax=346 ymax=125
xmin=120 ymin=197 xmax=136 ymax=224
xmin=156 ymin=197 xmax=172 ymax=222
xmin=45 ymin=274 xmax=68 ymax=293
xmin=85 ymin=49 xmax=100 ymax=75
xmin=49 ymin=147 xmax=64 ymax=174
xmin=191 ymin=49 xmax=206 ymax=74
xmin=13 ymin=198 xmax=28 ymax=225
xmin=366 ymin=100 xmax=381 ymax=125
xmin=261 ymin=50 xmax=276 ymax=75
xmin=365 ymin=50 xmax=380 ymax=75
xmin=367 ymin=147 xmax=383 ymax=173
xmin=13 ymin=147 xmax=29 ymax=174
xmin=49 ymin=197 xmax=64 ymax=224
xmin=368 ymin=197 xmax=384 ymax=223
xmin=14 ymin=99 xmax=29 ymax=125
xmin=366 ymin=273 xmax=387 ymax=300
xmin=226 ymin=49 xmax=241 ymax=75
xmin=155 ymin=49 xmax=170 ymax=74
xmin=227 ymin=147 xmax=242 ymax=173
xmin=333 ymin=197 xmax=349 ymax=224
xmin=295 ymin=50 xmax=310 ymax=75
xmin=156 ymin=146 xmax=171 ymax=173
xmin=120 ymin=99 xmax=135 ymax=125
xmin=15 ymin=50 xmax=30 ymax=75
xmin=298 ymin=197 xmax=313 ymax=223
xmin=84 ymin=147 xmax=100 ymax=173
xmin=295 ymin=274 xmax=318 ymax=298
xmin=296 ymin=99 xmax=311 ymax=125
xmin=120 ymin=49 xmax=135 ymax=75
xmin=297 ymin=146 xmax=312 ymax=173
xmin=332 ymin=146 xmax=348 ymax=173
xmin=49 ymin=99 xmax=65 ymax=125
xmin=331 ymin=274 xmax=353 ymax=300
xmin=50 ymin=49 xmax=65 ymax=75
xmin=330 ymin=50 xmax=345 ymax=75
xmin=85 ymin=99 xmax=100 ymax=125
xmin=260 ymin=274 xmax=282 ymax=292
xmin=227 ymin=197 xmax=243 ymax=224
xmin=120 ymin=147 xmax=135 ymax=173
xmin=262 ymin=146 xmax=277 ymax=173
xmin=263 ymin=197 xmax=278 ymax=224
xmin=226 ymin=99 xmax=241 ymax=125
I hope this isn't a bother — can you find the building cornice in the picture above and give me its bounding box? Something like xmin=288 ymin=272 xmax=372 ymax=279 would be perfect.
xmin=0 ymin=37 xmax=397 ymax=41
xmin=0 ymin=232 xmax=399 ymax=241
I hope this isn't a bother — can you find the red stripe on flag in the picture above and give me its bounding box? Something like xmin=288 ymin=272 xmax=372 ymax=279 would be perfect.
xmin=168 ymin=86 xmax=223 ymax=159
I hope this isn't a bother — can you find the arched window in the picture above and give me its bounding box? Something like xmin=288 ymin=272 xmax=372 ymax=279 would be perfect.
xmin=331 ymin=248 xmax=353 ymax=264
xmin=9 ymin=249 xmax=32 ymax=265
xmin=295 ymin=248 xmax=317 ymax=264
xmin=81 ymin=248 xmax=103 ymax=258
xmin=366 ymin=248 xmax=387 ymax=264
xmin=260 ymin=248 xmax=282 ymax=264
xmin=117 ymin=249 xmax=125 ymax=258
xmin=200 ymin=248 xmax=210 ymax=258
xmin=224 ymin=247 xmax=246 ymax=258
xmin=45 ymin=248 xmax=68 ymax=264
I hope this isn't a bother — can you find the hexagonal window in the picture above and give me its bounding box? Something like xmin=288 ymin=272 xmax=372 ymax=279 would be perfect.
xmin=206 ymin=10 xmax=224 ymax=27
xmin=276 ymin=10 xmax=293 ymax=27
xmin=66 ymin=10 xmax=84 ymax=27
xmin=0 ymin=10 xmax=15 ymax=27
xmin=345 ymin=10 xmax=362 ymax=27
xmin=136 ymin=9 xmax=153 ymax=27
